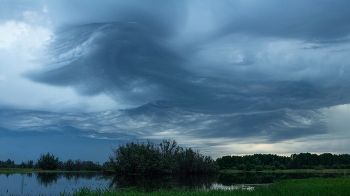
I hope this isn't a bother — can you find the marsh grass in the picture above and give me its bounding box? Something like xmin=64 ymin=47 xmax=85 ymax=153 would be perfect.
xmin=62 ymin=177 xmax=350 ymax=196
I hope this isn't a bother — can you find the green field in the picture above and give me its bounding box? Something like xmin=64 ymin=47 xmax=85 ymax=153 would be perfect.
xmin=220 ymin=168 xmax=350 ymax=174
xmin=62 ymin=177 xmax=350 ymax=196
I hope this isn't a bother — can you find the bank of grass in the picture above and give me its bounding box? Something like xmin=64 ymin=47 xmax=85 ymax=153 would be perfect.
xmin=0 ymin=168 xmax=40 ymax=173
xmin=62 ymin=177 xmax=350 ymax=196
xmin=220 ymin=168 xmax=350 ymax=174
xmin=0 ymin=168 xmax=98 ymax=174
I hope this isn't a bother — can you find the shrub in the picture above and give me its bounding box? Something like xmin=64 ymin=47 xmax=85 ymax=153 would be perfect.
xmin=109 ymin=140 xmax=218 ymax=175
xmin=314 ymin=165 xmax=324 ymax=170
xmin=255 ymin=165 xmax=263 ymax=171
xmin=238 ymin=164 xmax=245 ymax=170
xmin=37 ymin=152 xmax=60 ymax=170
xmin=280 ymin=165 xmax=287 ymax=170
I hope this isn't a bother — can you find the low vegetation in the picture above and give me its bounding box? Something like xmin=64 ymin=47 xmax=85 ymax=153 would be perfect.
xmin=2 ymin=143 xmax=350 ymax=175
xmin=61 ymin=177 xmax=350 ymax=196
xmin=107 ymin=140 xmax=218 ymax=175
xmin=1 ymin=139 xmax=217 ymax=174
xmin=216 ymin=153 xmax=350 ymax=171
xmin=1 ymin=154 xmax=102 ymax=172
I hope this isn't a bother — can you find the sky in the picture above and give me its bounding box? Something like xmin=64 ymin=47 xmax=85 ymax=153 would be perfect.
xmin=1 ymin=0 xmax=350 ymax=163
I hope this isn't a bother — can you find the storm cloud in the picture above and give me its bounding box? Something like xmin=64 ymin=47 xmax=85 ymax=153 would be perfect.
xmin=1 ymin=0 xmax=350 ymax=161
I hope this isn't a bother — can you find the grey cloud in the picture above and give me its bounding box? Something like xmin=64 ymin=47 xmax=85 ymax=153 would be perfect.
xmin=0 ymin=107 xmax=326 ymax=147
xmin=45 ymin=0 xmax=187 ymax=37
xmin=26 ymin=22 xmax=195 ymax=106
xmin=5 ymin=0 xmax=350 ymax=157
xmin=26 ymin=21 xmax=350 ymax=113
xmin=213 ymin=0 xmax=350 ymax=44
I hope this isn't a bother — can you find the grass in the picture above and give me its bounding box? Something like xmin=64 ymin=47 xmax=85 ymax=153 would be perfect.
xmin=0 ymin=168 xmax=98 ymax=174
xmin=61 ymin=177 xmax=350 ymax=196
xmin=220 ymin=168 xmax=350 ymax=174
xmin=0 ymin=168 xmax=40 ymax=173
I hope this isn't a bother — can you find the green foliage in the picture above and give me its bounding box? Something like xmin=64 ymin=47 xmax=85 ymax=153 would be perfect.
xmin=0 ymin=159 xmax=16 ymax=168
xmin=217 ymin=153 xmax=350 ymax=170
xmin=314 ymin=165 xmax=324 ymax=170
xmin=37 ymin=152 xmax=60 ymax=170
xmin=255 ymin=165 xmax=263 ymax=171
xmin=62 ymin=159 xmax=101 ymax=171
xmin=108 ymin=139 xmax=218 ymax=175
xmin=62 ymin=177 xmax=350 ymax=196
xmin=238 ymin=164 xmax=245 ymax=170
xmin=244 ymin=163 xmax=253 ymax=171
xmin=65 ymin=159 xmax=75 ymax=171
xmin=279 ymin=164 xmax=287 ymax=170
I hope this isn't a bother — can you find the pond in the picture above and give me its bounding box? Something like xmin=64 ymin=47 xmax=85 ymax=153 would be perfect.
xmin=0 ymin=172 xmax=346 ymax=195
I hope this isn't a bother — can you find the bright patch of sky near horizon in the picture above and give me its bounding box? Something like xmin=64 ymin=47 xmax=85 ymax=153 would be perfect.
xmin=1 ymin=0 xmax=350 ymax=162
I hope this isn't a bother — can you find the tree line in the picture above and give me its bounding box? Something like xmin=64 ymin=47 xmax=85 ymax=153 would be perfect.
xmin=0 ymin=153 xmax=101 ymax=171
xmin=216 ymin=153 xmax=350 ymax=171
xmin=3 ymin=142 xmax=350 ymax=173
xmin=1 ymin=140 xmax=218 ymax=174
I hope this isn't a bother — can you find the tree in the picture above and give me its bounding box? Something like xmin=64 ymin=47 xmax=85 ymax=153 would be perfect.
xmin=37 ymin=152 xmax=60 ymax=170
xmin=64 ymin=159 xmax=75 ymax=171
xmin=109 ymin=140 xmax=218 ymax=175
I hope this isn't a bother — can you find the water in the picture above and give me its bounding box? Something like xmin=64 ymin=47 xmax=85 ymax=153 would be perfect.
xmin=0 ymin=173 xmax=110 ymax=195
xmin=0 ymin=172 xmax=346 ymax=195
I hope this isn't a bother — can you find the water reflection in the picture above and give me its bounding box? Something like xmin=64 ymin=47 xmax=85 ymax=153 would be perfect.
xmin=0 ymin=172 xmax=110 ymax=195
xmin=104 ymin=172 xmax=347 ymax=191
xmin=36 ymin=172 xmax=102 ymax=187
xmin=36 ymin=172 xmax=60 ymax=187
xmin=217 ymin=172 xmax=345 ymax=185
xmin=0 ymin=172 xmax=347 ymax=195
xmin=107 ymin=174 xmax=217 ymax=191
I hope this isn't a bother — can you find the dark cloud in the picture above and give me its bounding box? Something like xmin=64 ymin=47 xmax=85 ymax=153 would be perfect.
xmin=44 ymin=0 xmax=187 ymax=37
xmin=213 ymin=0 xmax=350 ymax=44
xmin=2 ymin=0 xmax=350 ymax=160
xmin=0 ymin=107 xmax=326 ymax=147
xmin=26 ymin=22 xmax=194 ymax=106
xmin=25 ymin=20 xmax=350 ymax=114
xmin=24 ymin=16 xmax=350 ymax=144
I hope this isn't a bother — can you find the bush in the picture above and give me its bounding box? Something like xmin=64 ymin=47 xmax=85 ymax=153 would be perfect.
xmin=245 ymin=163 xmax=253 ymax=171
xmin=37 ymin=152 xmax=60 ymax=170
xmin=64 ymin=159 xmax=74 ymax=171
xmin=238 ymin=164 xmax=245 ymax=170
xmin=109 ymin=140 xmax=218 ymax=175
xmin=314 ymin=165 xmax=324 ymax=170
xmin=301 ymin=165 xmax=308 ymax=169
xmin=255 ymin=165 xmax=263 ymax=171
